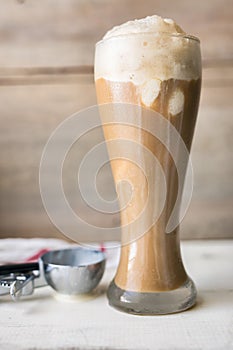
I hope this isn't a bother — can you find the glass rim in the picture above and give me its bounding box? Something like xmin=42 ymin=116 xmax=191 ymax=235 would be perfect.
xmin=96 ymin=31 xmax=200 ymax=47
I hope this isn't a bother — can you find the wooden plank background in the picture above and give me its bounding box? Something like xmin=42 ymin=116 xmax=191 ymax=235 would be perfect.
xmin=0 ymin=0 xmax=232 ymax=240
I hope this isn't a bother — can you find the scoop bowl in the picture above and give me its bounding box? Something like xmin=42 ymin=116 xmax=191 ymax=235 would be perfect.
xmin=41 ymin=248 xmax=106 ymax=295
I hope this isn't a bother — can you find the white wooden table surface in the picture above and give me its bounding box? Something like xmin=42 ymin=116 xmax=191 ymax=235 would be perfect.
xmin=0 ymin=239 xmax=232 ymax=350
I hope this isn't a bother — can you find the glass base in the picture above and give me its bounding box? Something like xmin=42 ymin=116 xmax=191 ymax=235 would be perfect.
xmin=107 ymin=278 xmax=197 ymax=315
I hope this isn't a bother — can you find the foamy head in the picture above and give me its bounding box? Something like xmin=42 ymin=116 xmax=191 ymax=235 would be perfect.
xmin=103 ymin=15 xmax=185 ymax=39
xmin=95 ymin=15 xmax=201 ymax=84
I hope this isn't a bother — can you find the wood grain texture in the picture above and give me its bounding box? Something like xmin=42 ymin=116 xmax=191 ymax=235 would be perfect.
xmin=0 ymin=0 xmax=232 ymax=68
xmin=0 ymin=80 xmax=121 ymax=241
xmin=0 ymin=0 xmax=232 ymax=240
xmin=0 ymin=70 xmax=232 ymax=240
xmin=0 ymin=239 xmax=232 ymax=350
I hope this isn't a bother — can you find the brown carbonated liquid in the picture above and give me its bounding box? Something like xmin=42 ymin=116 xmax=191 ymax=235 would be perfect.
xmin=95 ymin=77 xmax=201 ymax=292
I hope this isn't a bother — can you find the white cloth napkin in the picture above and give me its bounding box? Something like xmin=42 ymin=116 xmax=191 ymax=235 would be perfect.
xmin=0 ymin=238 xmax=120 ymax=268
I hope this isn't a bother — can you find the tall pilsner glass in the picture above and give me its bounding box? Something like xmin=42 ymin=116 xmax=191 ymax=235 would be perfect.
xmin=95 ymin=31 xmax=201 ymax=314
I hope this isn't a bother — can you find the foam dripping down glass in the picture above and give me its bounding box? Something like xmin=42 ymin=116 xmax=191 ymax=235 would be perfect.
xmin=94 ymin=28 xmax=201 ymax=314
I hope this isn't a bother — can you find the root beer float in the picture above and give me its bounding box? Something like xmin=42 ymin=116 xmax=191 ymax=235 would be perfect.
xmin=95 ymin=15 xmax=201 ymax=314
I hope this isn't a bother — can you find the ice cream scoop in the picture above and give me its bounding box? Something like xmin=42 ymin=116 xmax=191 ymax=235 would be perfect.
xmin=0 ymin=247 xmax=106 ymax=301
